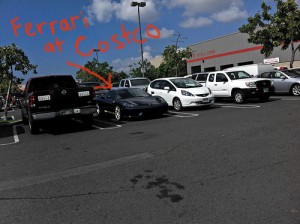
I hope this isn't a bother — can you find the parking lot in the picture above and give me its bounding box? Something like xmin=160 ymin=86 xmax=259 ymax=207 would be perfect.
xmin=0 ymin=96 xmax=299 ymax=223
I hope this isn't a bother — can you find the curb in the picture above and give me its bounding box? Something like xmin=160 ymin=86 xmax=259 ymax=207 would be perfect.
xmin=0 ymin=120 xmax=22 ymax=127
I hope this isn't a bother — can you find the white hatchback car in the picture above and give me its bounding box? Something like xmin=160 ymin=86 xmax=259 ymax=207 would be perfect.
xmin=147 ymin=77 xmax=214 ymax=111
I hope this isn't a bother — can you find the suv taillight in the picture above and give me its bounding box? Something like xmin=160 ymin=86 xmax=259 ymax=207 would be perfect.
xmin=29 ymin=95 xmax=36 ymax=107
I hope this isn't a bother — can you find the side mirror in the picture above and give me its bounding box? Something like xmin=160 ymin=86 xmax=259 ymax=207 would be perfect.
xmin=164 ymin=86 xmax=170 ymax=91
xmin=222 ymin=78 xmax=228 ymax=82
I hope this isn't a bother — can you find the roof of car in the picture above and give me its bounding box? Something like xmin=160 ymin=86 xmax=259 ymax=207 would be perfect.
xmin=121 ymin=77 xmax=150 ymax=80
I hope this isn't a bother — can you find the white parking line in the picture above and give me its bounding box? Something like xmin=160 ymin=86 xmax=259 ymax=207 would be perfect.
xmin=0 ymin=152 xmax=154 ymax=192
xmin=168 ymin=111 xmax=199 ymax=117
xmin=0 ymin=125 xmax=19 ymax=146
xmin=215 ymin=104 xmax=260 ymax=109
xmin=279 ymin=98 xmax=300 ymax=101
xmin=74 ymin=119 xmax=122 ymax=130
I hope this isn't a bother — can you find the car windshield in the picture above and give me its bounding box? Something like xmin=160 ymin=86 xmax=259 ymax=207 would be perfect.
xmin=225 ymin=71 xmax=252 ymax=80
xmin=170 ymin=78 xmax=202 ymax=88
xmin=130 ymin=79 xmax=150 ymax=86
xmin=116 ymin=88 xmax=149 ymax=99
xmin=285 ymin=70 xmax=300 ymax=78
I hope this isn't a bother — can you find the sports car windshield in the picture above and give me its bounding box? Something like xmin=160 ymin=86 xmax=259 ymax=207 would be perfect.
xmin=116 ymin=88 xmax=149 ymax=99
xmin=225 ymin=71 xmax=252 ymax=80
xmin=170 ymin=78 xmax=202 ymax=88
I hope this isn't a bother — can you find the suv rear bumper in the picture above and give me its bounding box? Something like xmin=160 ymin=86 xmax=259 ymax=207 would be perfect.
xmin=32 ymin=106 xmax=97 ymax=121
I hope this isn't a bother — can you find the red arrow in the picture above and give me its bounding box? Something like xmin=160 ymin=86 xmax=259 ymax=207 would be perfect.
xmin=67 ymin=61 xmax=112 ymax=89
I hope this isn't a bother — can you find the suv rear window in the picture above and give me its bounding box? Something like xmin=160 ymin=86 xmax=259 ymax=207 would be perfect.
xmin=28 ymin=76 xmax=77 ymax=92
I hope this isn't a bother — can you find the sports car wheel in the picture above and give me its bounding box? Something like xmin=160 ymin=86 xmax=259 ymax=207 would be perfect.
xmin=291 ymin=84 xmax=300 ymax=96
xmin=173 ymin=98 xmax=182 ymax=111
xmin=114 ymin=105 xmax=123 ymax=121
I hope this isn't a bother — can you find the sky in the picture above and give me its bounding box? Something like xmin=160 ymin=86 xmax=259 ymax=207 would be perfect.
xmin=0 ymin=0 xmax=285 ymax=83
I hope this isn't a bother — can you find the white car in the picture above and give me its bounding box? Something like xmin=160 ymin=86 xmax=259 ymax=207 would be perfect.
xmin=147 ymin=77 xmax=214 ymax=111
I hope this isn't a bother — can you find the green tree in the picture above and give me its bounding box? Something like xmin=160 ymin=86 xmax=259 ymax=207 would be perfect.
xmin=76 ymin=58 xmax=113 ymax=82
xmin=130 ymin=59 xmax=158 ymax=80
xmin=0 ymin=43 xmax=37 ymax=120
xmin=160 ymin=45 xmax=192 ymax=77
xmin=239 ymin=0 xmax=300 ymax=68
xmin=111 ymin=71 xmax=128 ymax=84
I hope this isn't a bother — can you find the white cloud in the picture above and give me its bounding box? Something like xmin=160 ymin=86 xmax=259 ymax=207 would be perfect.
xmin=162 ymin=0 xmax=248 ymax=28
xmin=144 ymin=45 xmax=152 ymax=52
xmin=85 ymin=0 xmax=160 ymax=23
xmin=159 ymin=27 xmax=175 ymax=39
xmin=85 ymin=0 xmax=115 ymax=23
xmin=145 ymin=27 xmax=175 ymax=39
xmin=179 ymin=17 xmax=213 ymax=28
xmin=212 ymin=3 xmax=248 ymax=22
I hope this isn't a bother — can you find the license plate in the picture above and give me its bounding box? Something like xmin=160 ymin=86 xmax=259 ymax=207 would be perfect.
xmin=263 ymin=88 xmax=269 ymax=92
xmin=78 ymin=91 xmax=90 ymax=97
xmin=203 ymin=98 xmax=209 ymax=103
xmin=59 ymin=109 xmax=73 ymax=115
xmin=38 ymin=95 xmax=51 ymax=101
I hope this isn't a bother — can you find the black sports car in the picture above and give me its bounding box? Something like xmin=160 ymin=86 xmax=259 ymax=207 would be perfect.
xmin=96 ymin=88 xmax=168 ymax=120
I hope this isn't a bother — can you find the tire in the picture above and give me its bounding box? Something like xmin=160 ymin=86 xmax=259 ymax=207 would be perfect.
xmin=82 ymin=114 xmax=94 ymax=126
xmin=259 ymin=94 xmax=270 ymax=102
xmin=21 ymin=109 xmax=28 ymax=125
xmin=233 ymin=90 xmax=245 ymax=104
xmin=173 ymin=98 xmax=182 ymax=111
xmin=290 ymin=84 xmax=300 ymax=96
xmin=96 ymin=103 xmax=104 ymax=117
xmin=114 ymin=105 xmax=123 ymax=121
xmin=28 ymin=115 xmax=39 ymax=134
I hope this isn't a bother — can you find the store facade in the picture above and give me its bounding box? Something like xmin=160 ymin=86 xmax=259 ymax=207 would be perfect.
xmin=187 ymin=32 xmax=300 ymax=75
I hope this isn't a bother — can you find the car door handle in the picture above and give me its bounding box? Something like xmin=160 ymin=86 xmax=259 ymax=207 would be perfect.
xmin=214 ymin=84 xmax=217 ymax=86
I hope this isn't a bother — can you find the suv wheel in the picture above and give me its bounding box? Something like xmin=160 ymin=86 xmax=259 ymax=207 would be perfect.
xmin=29 ymin=115 xmax=39 ymax=134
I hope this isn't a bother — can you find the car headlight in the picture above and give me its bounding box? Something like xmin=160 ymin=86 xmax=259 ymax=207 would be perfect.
xmin=245 ymin=82 xmax=256 ymax=87
xmin=181 ymin=90 xmax=194 ymax=96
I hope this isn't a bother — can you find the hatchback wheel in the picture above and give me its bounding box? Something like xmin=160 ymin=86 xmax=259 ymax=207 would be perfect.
xmin=173 ymin=98 xmax=182 ymax=111
xmin=291 ymin=84 xmax=300 ymax=96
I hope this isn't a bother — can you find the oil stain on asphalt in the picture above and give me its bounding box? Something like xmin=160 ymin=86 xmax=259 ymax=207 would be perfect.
xmin=130 ymin=170 xmax=185 ymax=203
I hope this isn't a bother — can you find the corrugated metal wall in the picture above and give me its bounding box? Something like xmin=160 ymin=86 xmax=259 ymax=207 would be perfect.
xmin=187 ymin=32 xmax=300 ymax=74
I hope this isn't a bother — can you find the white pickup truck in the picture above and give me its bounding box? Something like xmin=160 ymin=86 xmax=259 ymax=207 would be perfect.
xmin=205 ymin=70 xmax=274 ymax=103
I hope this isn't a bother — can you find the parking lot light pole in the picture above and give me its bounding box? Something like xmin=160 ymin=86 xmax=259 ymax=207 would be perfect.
xmin=131 ymin=1 xmax=146 ymax=78
xmin=93 ymin=49 xmax=100 ymax=62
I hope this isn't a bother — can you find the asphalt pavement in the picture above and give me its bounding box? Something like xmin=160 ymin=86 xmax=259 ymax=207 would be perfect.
xmin=0 ymin=96 xmax=299 ymax=224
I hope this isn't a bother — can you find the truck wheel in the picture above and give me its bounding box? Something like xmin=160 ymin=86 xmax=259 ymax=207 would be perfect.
xmin=234 ymin=91 xmax=245 ymax=104
xmin=21 ymin=109 xmax=28 ymax=125
xmin=173 ymin=98 xmax=182 ymax=111
xmin=291 ymin=84 xmax=300 ymax=96
xmin=29 ymin=115 xmax=39 ymax=134
xmin=82 ymin=114 xmax=94 ymax=126
xmin=115 ymin=105 xmax=123 ymax=121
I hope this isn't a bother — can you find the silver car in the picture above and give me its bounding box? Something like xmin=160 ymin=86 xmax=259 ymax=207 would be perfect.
xmin=257 ymin=70 xmax=300 ymax=96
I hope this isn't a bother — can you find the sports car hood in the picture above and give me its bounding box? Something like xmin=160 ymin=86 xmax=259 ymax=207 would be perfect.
xmin=119 ymin=96 xmax=166 ymax=105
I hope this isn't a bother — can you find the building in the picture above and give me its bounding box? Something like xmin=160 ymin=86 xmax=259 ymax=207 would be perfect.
xmin=186 ymin=32 xmax=300 ymax=75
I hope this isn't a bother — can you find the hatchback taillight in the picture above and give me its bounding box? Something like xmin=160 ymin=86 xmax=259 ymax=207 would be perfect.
xmin=29 ymin=95 xmax=36 ymax=107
